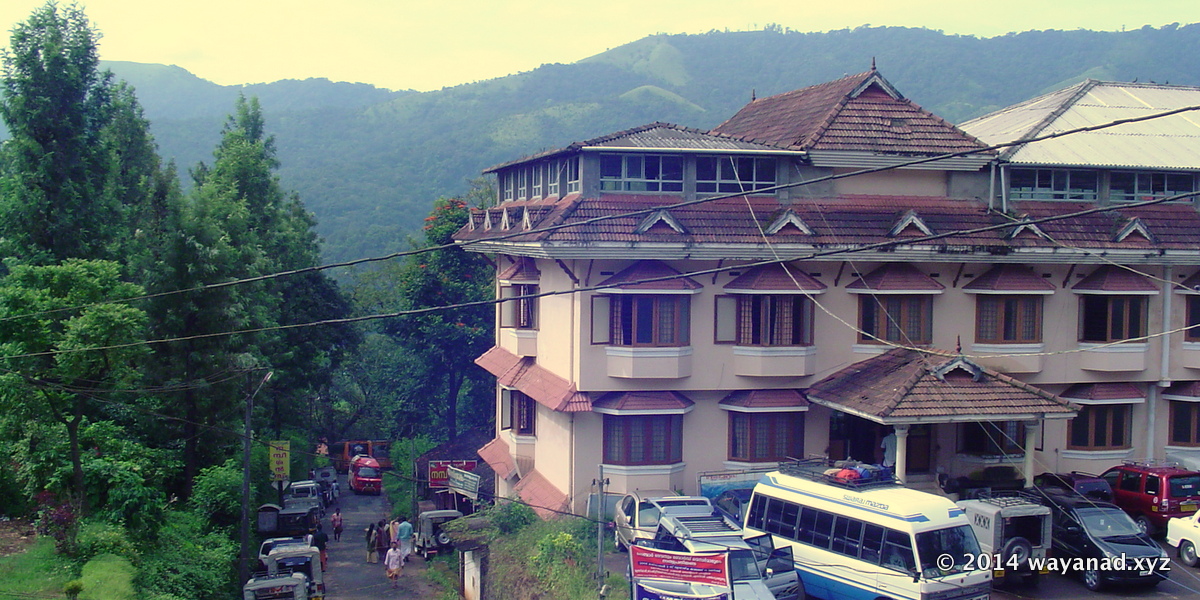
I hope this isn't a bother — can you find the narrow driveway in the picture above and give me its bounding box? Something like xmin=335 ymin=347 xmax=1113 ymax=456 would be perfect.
xmin=323 ymin=474 xmax=440 ymax=599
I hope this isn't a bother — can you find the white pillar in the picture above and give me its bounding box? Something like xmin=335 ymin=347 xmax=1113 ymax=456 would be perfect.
xmin=894 ymin=425 xmax=911 ymax=485
xmin=1023 ymin=420 xmax=1041 ymax=488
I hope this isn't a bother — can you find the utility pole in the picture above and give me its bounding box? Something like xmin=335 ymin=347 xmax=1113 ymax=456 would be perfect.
xmin=595 ymin=465 xmax=609 ymax=582
xmin=239 ymin=370 xmax=273 ymax=585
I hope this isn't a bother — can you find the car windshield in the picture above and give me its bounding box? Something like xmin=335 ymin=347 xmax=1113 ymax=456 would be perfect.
xmin=358 ymin=467 xmax=379 ymax=478
xmin=1170 ymin=475 xmax=1200 ymax=498
xmin=916 ymin=525 xmax=982 ymax=577
xmin=727 ymin=549 xmax=760 ymax=581
xmin=1078 ymin=507 xmax=1140 ymax=537
xmin=638 ymin=503 xmax=662 ymax=528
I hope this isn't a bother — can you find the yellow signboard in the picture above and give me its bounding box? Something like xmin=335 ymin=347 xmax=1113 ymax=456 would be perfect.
xmin=269 ymin=441 xmax=290 ymax=482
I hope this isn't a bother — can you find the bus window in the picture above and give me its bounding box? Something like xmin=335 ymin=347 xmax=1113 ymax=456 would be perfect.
xmin=881 ymin=530 xmax=916 ymax=575
xmin=861 ymin=524 xmax=884 ymax=564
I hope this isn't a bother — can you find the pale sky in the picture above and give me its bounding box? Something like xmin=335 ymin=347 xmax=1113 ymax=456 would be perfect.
xmin=2 ymin=1 xmax=1198 ymax=92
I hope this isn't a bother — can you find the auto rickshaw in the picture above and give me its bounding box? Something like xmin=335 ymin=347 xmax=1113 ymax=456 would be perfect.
xmin=414 ymin=509 xmax=462 ymax=559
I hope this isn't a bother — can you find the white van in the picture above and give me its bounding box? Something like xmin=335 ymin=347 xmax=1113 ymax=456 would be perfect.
xmin=745 ymin=459 xmax=991 ymax=600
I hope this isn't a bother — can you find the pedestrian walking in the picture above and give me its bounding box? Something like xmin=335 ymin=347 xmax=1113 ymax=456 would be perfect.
xmin=311 ymin=524 xmax=329 ymax=571
xmin=396 ymin=515 xmax=413 ymax=563
xmin=365 ymin=523 xmax=378 ymax=564
xmin=374 ymin=519 xmax=390 ymax=563
xmin=331 ymin=508 xmax=344 ymax=541
xmin=384 ymin=541 xmax=403 ymax=588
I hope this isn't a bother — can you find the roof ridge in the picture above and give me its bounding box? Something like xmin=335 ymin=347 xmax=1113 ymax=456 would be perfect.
xmin=998 ymin=79 xmax=1098 ymax=161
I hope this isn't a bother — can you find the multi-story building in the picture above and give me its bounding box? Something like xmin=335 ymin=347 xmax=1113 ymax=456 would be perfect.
xmin=453 ymin=70 xmax=1200 ymax=517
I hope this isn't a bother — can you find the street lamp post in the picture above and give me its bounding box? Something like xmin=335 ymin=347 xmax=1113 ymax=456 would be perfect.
xmin=239 ymin=371 xmax=273 ymax=585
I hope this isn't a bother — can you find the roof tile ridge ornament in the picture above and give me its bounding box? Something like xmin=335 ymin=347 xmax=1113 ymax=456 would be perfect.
xmin=521 ymin=207 xmax=533 ymax=230
xmin=500 ymin=207 xmax=511 ymax=230
xmin=765 ymin=209 xmax=815 ymax=235
xmin=888 ymin=209 xmax=934 ymax=237
xmin=482 ymin=209 xmax=493 ymax=230
xmin=634 ymin=208 xmax=688 ymax=235
xmin=1113 ymin=216 xmax=1155 ymax=243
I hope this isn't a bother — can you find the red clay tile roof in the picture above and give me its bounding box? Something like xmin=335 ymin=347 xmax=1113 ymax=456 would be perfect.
xmin=598 ymin=260 xmax=703 ymax=292
xmin=962 ymin=265 xmax=1056 ymax=293
xmin=591 ymin=391 xmax=694 ymax=413
xmin=710 ymin=70 xmax=988 ymax=155
xmin=512 ymin=469 xmax=569 ymax=519
xmin=498 ymin=256 xmax=541 ymax=282
xmin=805 ymin=348 xmax=1077 ymax=423
xmin=454 ymin=194 xmax=1200 ymax=255
xmin=1180 ymin=272 xmax=1200 ymax=292
xmin=477 ymin=437 xmax=516 ymax=480
xmin=1061 ymin=382 xmax=1145 ymax=402
xmin=846 ymin=263 xmax=945 ymax=292
xmin=719 ymin=389 xmax=809 ymax=411
xmin=1164 ymin=381 xmax=1200 ymax=399
xmin=1072 ymin=265 xmax=1160 ymax=293
xmin=474 ymin=347 xmax=592 ymax=412
xmin=724 ymin=263 xmax=827 ymax=293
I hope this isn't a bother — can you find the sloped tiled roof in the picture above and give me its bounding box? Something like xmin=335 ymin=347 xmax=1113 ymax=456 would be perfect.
xmin=1061 ymin=382 xmax=1145 ymax=403
xmin=598 ymin=260 xmax=703 ymax=292
xmin=724 ymin=263 xmax=826 ymax=293
xmin=711 ymin=70 xmax=989 ymax=155
xmin=961 ymin=80 xmax=1200 ymax=169
xmin=498 ymin=256 xmax=541 ymax=282
xmin=805 ymin=348 xmax=1077 ymax=423
xmin=1164 ymin=381 xmax=1200 ymax=399
xmin=846 ymin=263 xmax=945 ymax=292
xmin=591 ymin=391 xmax=694 ymax=414
xmin=477 ymin=437 xmax=516 ymax=480
xmin=512 ymin=469 xmax=569 ymax=519
xmin=719 ymin=389 xmax=809 ymax=411
xmin=1072 ymin=265 xmax=1159 ymax=294
xmin=474 ymin=347 xmax=591 ymax=412
xmin=962 ymin=265 xmax=1056 ymax=293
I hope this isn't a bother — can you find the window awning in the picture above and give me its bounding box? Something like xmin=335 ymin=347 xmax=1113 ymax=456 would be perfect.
xmin=591 ymin=391 xmax=694 ymax=415
xmin=1164 ymin=381 xmax=1200 ymax=402
xmin=723 ymin=263 xmax=826 ymax=294
xmin=1060 ymin=382 xmax=1146 ymax=405
xmin=474 ymin=347 xmax=591 ymax=412
xmin=498 ymin=256 xmax=540 ymax=283
xmin=477 ymin=437 xmax=516 ymax=480
xmin=1072 ymin=265 xmax=1159 ymax=295
xmin=597 ymin=260 xmax=702 ymax=294
xmin=962 ymin=265 xmax=1055 ymax=295
xmin=719 ymin=389 xmax=809 ymax=412
xmin=846 ymin=263 xmax=945 ymax=294
xmin=1176 ymin=271 xmax=1200 ymax=295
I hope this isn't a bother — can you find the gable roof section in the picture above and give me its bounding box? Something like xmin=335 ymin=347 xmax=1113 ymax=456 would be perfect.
xmin=498 ymin=256 xmax=541 ymax=282
xmin=474 ymin=347 xmax=591 ymax=412
xmin=719 ymin=389 xmax=809 ymax=412
xmin=1071 ymin=265 xmax=1159 ymax=294
xmin=1061 ymin=382 xmax=1145 ymax=404
xmin=711 ymin=69 xmax=989 ymax=157
xmin=846 ymin=263 xmax=945 ymax=293
xmin=960 ymin=79 xmax=1200 ymax=169
xmin=724 ymin=263 xmax=827 ymax=293
xmin=962 ymin=265 xmax=1056 ymax=294
xmin=591 ymin=391 xmax=694 ymax=414
xmin=805 ymin=348 xmax=1077 ymax=423
xmin=598 ymin=260 xmax=703 ymax=292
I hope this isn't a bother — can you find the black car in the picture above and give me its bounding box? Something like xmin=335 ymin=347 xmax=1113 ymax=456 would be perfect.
xmin=1032 ymin=489 xmax=1168 ymax=591
xmin=1032 ymin=471 xmax=1113 ymax=502
xmin=712 ymin=488 xmax=753 ymax=525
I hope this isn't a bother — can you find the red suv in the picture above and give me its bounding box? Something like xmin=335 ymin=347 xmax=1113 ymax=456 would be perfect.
xmin=1100 ymin=461 xmax=1200 ymax=536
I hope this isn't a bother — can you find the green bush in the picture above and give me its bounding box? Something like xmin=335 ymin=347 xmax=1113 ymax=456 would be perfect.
xmin=79 ymin=554 xmax=136 ymax=600
xmin=75 ymin=520 xmax=138 ymax=563
xmin=134 ymin=510 xmax=237 ymax=600
xmin=489 ymin=500 xmax=537 ymax=534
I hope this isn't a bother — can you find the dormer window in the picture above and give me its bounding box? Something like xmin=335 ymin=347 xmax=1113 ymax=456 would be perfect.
xmin=600 ymin=154 xmax=683 ymax=192
xmin=696 ymin=156 xmax=776 ymax=194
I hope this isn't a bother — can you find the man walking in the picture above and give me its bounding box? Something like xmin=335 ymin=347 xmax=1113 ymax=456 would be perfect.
xmin=384 ymin=540 xmax=404 ymax=588
xmin=397 ymin=515 xmax=414 ymax=563
xmin=311 ymin=524 xmax=329 ymax=571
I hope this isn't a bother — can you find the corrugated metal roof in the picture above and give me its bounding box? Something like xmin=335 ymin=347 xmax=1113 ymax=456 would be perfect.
xmin=961 ymin=80 xmax=1200 ymax=169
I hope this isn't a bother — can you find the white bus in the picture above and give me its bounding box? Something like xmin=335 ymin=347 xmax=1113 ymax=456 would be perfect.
xmin=744 ymin=460 xmax=990 ymax=600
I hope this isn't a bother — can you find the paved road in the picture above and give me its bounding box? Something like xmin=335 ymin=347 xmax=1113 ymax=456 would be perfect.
xmin=322 ymin=474 xmax=440 ymax=599
xmin=989 ymin=539 xmax=1200 ymax=600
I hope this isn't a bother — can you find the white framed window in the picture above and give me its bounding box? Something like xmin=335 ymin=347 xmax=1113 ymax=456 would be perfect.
xmin=1110 ymin=171 xmax=1195 ymax=203
xmin=1009 ymin=168 xmax=1098 ymax=200
xmin=599 ymin=154 xmax=683 ymax=192
xmin=546 ymin=159 xmax=560 ymax=197
xmin=566 ymin=156 xmax=581 ymax=193
xmin=696 ymin=156 xmax=777 ymax=193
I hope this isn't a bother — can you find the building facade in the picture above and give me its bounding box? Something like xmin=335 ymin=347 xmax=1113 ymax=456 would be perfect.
xmin=454 ymin=71 xmax=1200 ymax=516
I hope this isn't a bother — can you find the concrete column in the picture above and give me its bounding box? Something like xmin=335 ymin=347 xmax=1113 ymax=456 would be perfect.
xmin=894 ymin=425 xmax=911 ymax=485
xmin=1023 ymin=420 xmax=1041 ymax=488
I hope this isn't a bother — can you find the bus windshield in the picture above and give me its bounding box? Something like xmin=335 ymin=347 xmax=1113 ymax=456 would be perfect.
xmin=357 ymin=467 xmax=379 ymax=478
xmin=916 ymin=525 xmax=981 ymax=577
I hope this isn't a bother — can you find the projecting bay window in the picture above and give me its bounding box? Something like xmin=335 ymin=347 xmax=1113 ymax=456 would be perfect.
xmin=729 ymin=412 xmax=804 ymax=463
xmin=1079 ymin=295 xmax=1147 ymax=343
xmin=1009 ymin=168 xmax=1098 ymax=200
xmin=1068 ymin=404 xmax=1131 ymax=451
xmin=1110 ymin=171 xmax=1196 ymax=203
xmin=1187 ymin=296 xmax=1200 ymax=342
xmin=735 ymin=295 xmax=813 ymax=346
xmin=696 ymin=156 xmax=777 ymax=194
xmin=1170 ymin=401 xmax=1200 ymax=447
xmin=859 ymin=296 xmax=932 ymax=345
xmin=500 ymin=284 xmax=538 ymax=330
xmin=500 ymin=390 xmax=536 ymax=436
xmin=601 ymin=295 xmax=690 ymax=347
xmin=599 ymin=154 xmax=683 ymax=192
xmin=976 ymin=296 xmax=1042 ymax=344
xmin=603 ymin=414 xmax=682 ymax=465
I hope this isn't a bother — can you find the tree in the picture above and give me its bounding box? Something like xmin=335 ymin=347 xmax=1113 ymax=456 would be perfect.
xmin=354 ymin=183 xmax=494 ymax=441
xmin=0 ymin=260 xmax=148 ymax=515
xmin=0 ymin=2 xmax=121 ymax=263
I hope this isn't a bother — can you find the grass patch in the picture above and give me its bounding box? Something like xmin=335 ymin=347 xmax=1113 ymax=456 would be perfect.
xmin=79 ymin=554 xmax=136 ymax=600
xmin=0 ymin=537 xmax=74 ymax=598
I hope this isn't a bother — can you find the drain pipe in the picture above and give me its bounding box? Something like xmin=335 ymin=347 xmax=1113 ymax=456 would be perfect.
xmin=1154 ymin=266 xmax=1173 ymax=460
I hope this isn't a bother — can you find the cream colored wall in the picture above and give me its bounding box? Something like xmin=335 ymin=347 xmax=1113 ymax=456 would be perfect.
xmin=833 ymin=168 xmax=947 ymax=196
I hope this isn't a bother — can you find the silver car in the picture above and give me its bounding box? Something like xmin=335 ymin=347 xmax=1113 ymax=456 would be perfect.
xmin=614 ymin=491 xmax=716 ymax=551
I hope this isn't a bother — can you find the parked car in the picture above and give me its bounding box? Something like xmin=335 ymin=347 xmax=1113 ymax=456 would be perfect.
xmin=1100 ymin=461 xmax=1200 ymax=536
xmin=613 ymin=490 xmax=710 ymax=552
xmin=287 ymin=480 xmax=327 ymax=508
xmin=957 ymin=493 xmax=1052 ymax=587
xmin=713 ymin=488 xmax=753 ymax=526
xmin=273 ymin=505 xmax=321 ymax=537
xmin=243 ymin=572 xmax=309 ymax=600
xmin=283 ymin=495 xmax=324 ymax=519
xmin=1031 ymin=488 xmax=1168 ymax=591
xmin=414 ymin=509 xmax=463 ymax=559
xmin=1167 ymin=509 xmax=1200 ymax=567
xmin=263 ymin=544 xmax=325 ymax=600
xmin=257 ymin=536 xmax=312 ymax=570
xmin=1031 ymin=471 xmax=1112 ymax=501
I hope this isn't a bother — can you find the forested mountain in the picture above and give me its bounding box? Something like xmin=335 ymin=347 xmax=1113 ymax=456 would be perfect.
xmin=98 ymin=24 xmax=1200 ymax=264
